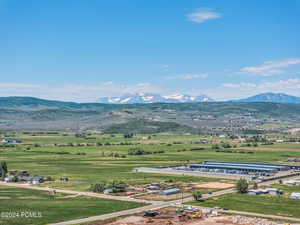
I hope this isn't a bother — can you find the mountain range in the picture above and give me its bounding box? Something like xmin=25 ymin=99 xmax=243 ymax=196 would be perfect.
xmin=98 ymin=93 xmax=213 ymax=104
xmin=98 ymin=92 xmax=300 ymax=104
xmin=1 ymin=93 xmax=300 ymax=132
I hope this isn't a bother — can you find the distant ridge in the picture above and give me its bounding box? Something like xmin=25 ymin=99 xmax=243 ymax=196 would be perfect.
xmin=236 ymin=93 xmax=300 ymax=104
xmin=1 ymin=92 xmax=300 ymax=107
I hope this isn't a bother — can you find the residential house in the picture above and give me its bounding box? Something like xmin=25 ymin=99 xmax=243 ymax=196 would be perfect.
xmin=290 ymin=192 xmax=300 ymax=200
xmin=265 ymin=188 xmax=283 ymax=195
xmin=147 ymin=185 xmax=160 ymax=190
xmin=247 ymin=189 xmax=268 ymax=195
xmin=159 ymin=188 xmax=181 ymax=195
xmin=1 ymin=139 xmax=22 ymax=143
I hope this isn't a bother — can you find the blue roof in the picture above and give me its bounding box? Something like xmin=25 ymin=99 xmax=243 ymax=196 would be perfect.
xmin=160 ymin=188 xmax=180 ymax=194
xmin=203 ymin=161 xmax=289 ymax=169
xmin=189 ymin=164 xmax=276 ymax=171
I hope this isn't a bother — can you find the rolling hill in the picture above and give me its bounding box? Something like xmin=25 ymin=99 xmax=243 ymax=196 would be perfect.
xmin=0 ymin=96 xmax=300 ymax=133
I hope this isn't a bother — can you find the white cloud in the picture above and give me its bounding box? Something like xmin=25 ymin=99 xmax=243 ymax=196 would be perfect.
xmin=164 ymin=73 xmax=208 ymax=80
xmin=0 ymin=82 xmax=165 ymax=103
xmin=205 ymin=78 xmax=300 ymax=100
xmin=221 ymin=82 xmax=257 ymax=89
xmin=186 ymin=8 xmax=221 ymax=23
xmin=240 ymin=58 xmax=300 ymax=76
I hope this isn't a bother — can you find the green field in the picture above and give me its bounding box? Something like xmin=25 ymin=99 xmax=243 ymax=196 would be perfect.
xmin=190 ymin=184 xmax=300 ymax=218
xmin=1 ymin=133 xmax=300 ymax=191
xmin=0 ymin=185 xmax=145 ymax=225
xmin=258 ymin=143 xmax=300 ymax=149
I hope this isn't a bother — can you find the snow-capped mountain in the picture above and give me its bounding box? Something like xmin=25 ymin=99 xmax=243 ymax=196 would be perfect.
xmin=98 ymin=93 xmax=214 ymax=104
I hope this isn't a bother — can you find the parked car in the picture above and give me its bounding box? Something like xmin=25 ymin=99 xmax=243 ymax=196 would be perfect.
xmin=144 ymin=211 xmax=159 ymax=217
xmin=182 ymin=205 xmax=199 ymax=212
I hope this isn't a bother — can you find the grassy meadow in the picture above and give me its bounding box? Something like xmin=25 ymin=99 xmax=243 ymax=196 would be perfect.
xmin=190 ymin=184 xmax=300 ymax=218
xmin=0 ymin=133 xmax=300 ymax=191
xmin=0 ymin=185 xmax=145 ymax=225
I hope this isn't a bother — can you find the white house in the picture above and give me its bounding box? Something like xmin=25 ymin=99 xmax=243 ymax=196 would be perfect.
xmin=290 ymin=192 xmax=300 ymax=200
xmin=265 ymin=188 xmax=283 ymax=195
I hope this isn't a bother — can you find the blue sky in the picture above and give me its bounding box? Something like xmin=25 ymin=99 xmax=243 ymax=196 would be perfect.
xmin=0 ymin=0 xmax=300 ymax=102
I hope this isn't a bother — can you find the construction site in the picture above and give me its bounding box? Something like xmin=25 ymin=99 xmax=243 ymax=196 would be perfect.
xmin=87 ymin=208 xmax=284 ymax=225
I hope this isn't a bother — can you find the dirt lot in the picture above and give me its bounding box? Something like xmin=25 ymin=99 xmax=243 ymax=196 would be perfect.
xmin=193 ymin=182 xmax=235 ymax=189
xmin=86 ymin=209 xmax=282 ymax=225
xmin=136 ymin=192 xmax=191 ymax=201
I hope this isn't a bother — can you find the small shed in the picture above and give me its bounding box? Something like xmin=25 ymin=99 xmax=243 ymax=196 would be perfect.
xmin=159 ymin=188 xmax=180 ymax=195
xmin=103 ymin=188 xmax=114 ymax=194
xmin=1 ymin=139 xmax=22 ymax=143
xmin=4 ymin=176 xmax=15 ymax=182
xmin=147 ymin=185 xmax=160 ymax=190
xmin=247 ymin=189 xmax=268 ymax=195
xmin=266 ymin=188 xmax=283 ymax=195
xmin=290 ymin=192 xmax=300 ymax=200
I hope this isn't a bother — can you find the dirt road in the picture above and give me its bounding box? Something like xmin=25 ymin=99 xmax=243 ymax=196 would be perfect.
xmin=0 ymin=181 xmax=157 ymax=204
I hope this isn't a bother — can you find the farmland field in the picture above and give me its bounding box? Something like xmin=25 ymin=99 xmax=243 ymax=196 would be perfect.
xmin=0 ymin=185 xmax=145 ymax=225
xmin=1 ymin=133 xmax=300 ymax=191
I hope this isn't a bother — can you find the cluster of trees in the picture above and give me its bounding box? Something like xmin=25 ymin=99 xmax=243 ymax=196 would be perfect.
xmin=215 ymin=150 xmax=254 ymax=154
xmin=128 ymin=148 xmax=165 ymax=155
xmin=32 ymin=141 xmax=139 ymax=148
xmin=241 ymin=143 xmax=258 ymax=147
xmin=246 ymin=135 xmax=267 ymax=143
xmin=0 ymin=161 xmax=7 ymax=179
xmin=90 ymin=180 xmax=127 ymax=193
xmin=212 ymin=142 xmax=237 ymax=150
xmin=124 ymin=133 xmax=134 ymax=138
xmin=288 ymin=138 xmax=300 ymax=142
xmin=192 ymin=190 xmax=202 ymax=201
xmin=236 ymin=178 xmax=249 ymax=194
xmin=101 ymin=152 xmax=127 ymax=158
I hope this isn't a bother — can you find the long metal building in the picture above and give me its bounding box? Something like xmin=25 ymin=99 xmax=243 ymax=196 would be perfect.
xmin=187 ymin=161 xmax=291 ymax=175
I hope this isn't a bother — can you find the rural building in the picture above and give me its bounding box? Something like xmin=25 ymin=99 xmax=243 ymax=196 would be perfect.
xmin=187 ymin=161 xmax=290 ymax=176
xmin=247 ymin=189 xmax=268 ymax=195
xmin=147 ymin=185 xmax=160 ymax=190
xmin=290 ymin=192 xmax=300 ymax=200
xmin=103 ymin=188 xmax=114 ymax=194
xmin=248 ymin=188 xmax=283 ymax=195
xmin=4 ymin=175 xmax=15 ymax=182
xmin=265 ymin=188 xmax=283 ymax=195
xmin=1 ymin=138 xmax=22 ymax=143
xmin=200 ymin=138 xmax=209 ymax=143
xmin=159 ymin=188 xmax=180 ymax=195
xmin=28 ymin=176 xmax=44 ymax=184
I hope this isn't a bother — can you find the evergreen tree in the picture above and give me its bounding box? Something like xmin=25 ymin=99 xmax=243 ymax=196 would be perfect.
xmin=236 ymin=178 xmax=249 ymax=193
xmin=192 ymin=190 xmax=202 ymax=201
xmin=0 ymin=161 xmax=8 ymax=178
